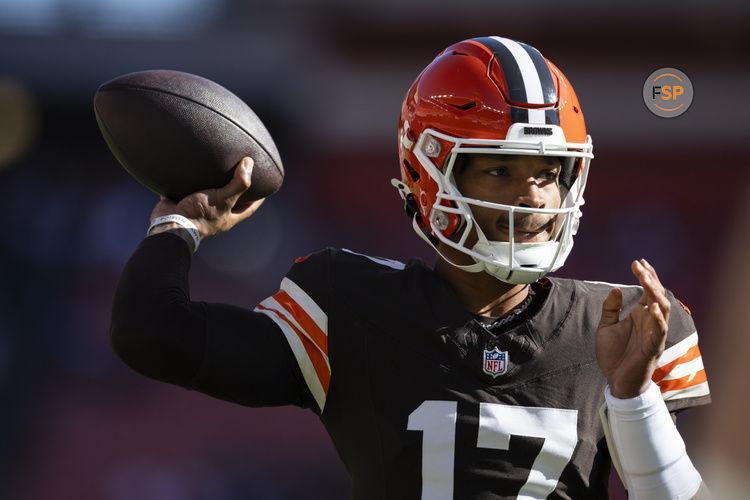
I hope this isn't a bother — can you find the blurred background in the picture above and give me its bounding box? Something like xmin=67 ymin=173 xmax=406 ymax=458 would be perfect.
xmin=1 ymin=0 xmax=748 ymax=498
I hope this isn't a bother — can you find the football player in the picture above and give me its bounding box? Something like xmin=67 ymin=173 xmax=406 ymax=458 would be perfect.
xmin=111 ymin=37 xmax=710 ymax=499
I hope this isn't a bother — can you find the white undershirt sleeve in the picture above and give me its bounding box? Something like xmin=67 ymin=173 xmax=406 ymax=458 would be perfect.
xmin=604 ymin=381 xmax=703 ymax=499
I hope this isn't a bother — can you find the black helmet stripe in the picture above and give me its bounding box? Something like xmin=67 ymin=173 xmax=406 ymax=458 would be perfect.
xmin=473 ymin=37 xmax=528 ymax=104
xmin=511 ymin=108 xmax=560 ymax=126
xmin=474 ymin=36 xmax=559 ymax=125
xmin=510 ymin=107 xmax=529 ymax=124
xmin=545 ymin=109 xmax=560 ymax=125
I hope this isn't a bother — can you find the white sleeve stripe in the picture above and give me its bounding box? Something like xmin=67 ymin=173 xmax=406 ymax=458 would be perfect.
xmin=260 ymin=296 xmax=330 ymax=371
xmin=280 ymin=277 xmax=328 ymax=336
xmin=657 ymin=332 xmax=699 ymax=367
xmin=660 ymin=357 xmax=704 ymax=381
xmin=662 ymin=381 xmax=710 ymax=402
xmin=254 ymin=306 xmax=327 ymax=412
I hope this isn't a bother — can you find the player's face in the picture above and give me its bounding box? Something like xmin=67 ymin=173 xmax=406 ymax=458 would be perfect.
xmin=453 ymin=154 xmax=563 ymax=244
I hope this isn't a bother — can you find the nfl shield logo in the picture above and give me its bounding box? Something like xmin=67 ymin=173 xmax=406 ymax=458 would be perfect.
xmin=483 ymin=347 xmax=509 ymax=377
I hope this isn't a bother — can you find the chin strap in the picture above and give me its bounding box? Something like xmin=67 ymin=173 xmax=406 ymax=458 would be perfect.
xmin=411 ymin=216 xmax=486 ymax=273
xmin=393 ymin=178 xmax=551 ymax=284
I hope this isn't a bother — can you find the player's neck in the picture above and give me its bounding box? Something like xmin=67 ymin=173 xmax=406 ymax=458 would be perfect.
xmin=434 ymin=254 xmax=530 ymax=319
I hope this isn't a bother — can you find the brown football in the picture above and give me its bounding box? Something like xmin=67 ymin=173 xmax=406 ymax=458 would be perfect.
xmin=94 ymin=70 xmax=283 ymax=206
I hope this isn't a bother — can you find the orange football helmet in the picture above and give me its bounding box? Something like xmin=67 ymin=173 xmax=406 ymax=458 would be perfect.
xmin=394 ymin=36 xmax=594 ymax=284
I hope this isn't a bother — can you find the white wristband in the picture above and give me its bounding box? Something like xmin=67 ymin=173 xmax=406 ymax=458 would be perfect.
xmin=604 ymin=382 xmax=702 ymax=499
xmin=148 ymin=214 xmax=201 ymax=253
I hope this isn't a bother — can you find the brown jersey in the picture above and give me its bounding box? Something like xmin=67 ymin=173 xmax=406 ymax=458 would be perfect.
xmin=255 ymin=247 xmax=710 ymax=500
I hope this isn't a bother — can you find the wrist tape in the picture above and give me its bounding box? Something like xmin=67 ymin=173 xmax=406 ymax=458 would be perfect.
xmin=604 ymin=381 xmax=702 ymax=499
xmin=148 ymin=214 xmax=201 ymax=253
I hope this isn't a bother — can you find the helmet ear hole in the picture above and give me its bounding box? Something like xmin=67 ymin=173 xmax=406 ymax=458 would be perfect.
xmin=403 ymin=159 xmax=420 ymax=182
xmin=404 ymin=193 xmax=423 ymax=224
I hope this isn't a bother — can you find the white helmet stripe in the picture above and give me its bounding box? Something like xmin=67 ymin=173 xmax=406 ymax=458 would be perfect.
xmin=491 ymin=36 xmax=546 ymax=124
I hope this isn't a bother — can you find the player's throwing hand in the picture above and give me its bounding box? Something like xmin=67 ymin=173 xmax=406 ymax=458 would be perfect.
xmin=150 ymin=156 xmax=264 ymax=240
xmin=595 ymin=259 xmax=671 ymax=398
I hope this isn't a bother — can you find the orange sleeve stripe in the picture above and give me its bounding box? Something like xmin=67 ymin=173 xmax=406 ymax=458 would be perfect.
xmin=256 ymin=304 xmax=330 ymax=393
xmin=657 ymin=369 xmax=707 ymax=394
xmin=272 ymin=290 xmax=328 ymax=353
xmin=652 ymin=344 xmax=702 ymax=383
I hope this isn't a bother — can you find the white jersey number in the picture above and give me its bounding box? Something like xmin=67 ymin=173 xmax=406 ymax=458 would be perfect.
xmin=408 ymin=401 xmax=578 ymax=500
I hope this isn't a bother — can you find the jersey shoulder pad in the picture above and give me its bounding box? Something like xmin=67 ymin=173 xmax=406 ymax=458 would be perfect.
xmin=290 ymin=247 xmax=406 ymax=284
xmin=556 ymin=278 xmax=709 ymax=409
xmin=334 ymin=247 xmax=406 ymax=270
xmin=252 ymin=247 xmax=408 ymax=414
xmin=325 ymin=248 xmax=408 ymax=293
xmin=546 ymin=277 xmax=640 ymax=321
xmin=578 ymin=278 xmax=643 ymax=306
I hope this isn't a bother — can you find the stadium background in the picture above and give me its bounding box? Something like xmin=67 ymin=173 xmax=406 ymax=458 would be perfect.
xmin=0 ymin=1 xmax=748 ymax=498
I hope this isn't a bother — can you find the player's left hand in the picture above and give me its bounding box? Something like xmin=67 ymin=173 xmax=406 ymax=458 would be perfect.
xmin=595 ymin=259 xmax=670 ymax=399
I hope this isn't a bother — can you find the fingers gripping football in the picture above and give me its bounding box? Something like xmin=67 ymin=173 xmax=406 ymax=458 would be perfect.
xmin=150 ymin=157 xmax=264 ymax=240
